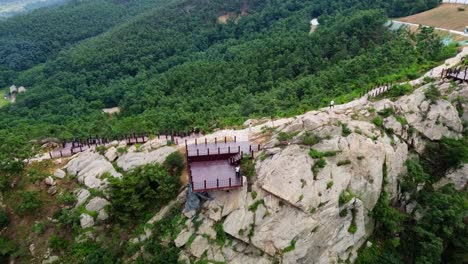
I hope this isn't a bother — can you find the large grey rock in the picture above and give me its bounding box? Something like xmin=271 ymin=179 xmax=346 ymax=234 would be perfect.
xmin=116 ymin=146 xmax=177 ymax=171
xmin=85 ymin=197 xmax=110 ymax=212
xmin=80 ymin=214 xmax=94 ymax=229
xmin=44 ymin=176 xmax=56 ymax=186
xmin=141 ymin=138 xmax=169 ymax=151
xmin=65 ymin=152 xmax=122 ymax=190
xmin=196 ymin=219 xmax=216 ymax=240
xmin=47 ymin=186 xmax=57 ymax=196
xmin=206 ymin=247 xmax=225 ymax=263
xmin=395 ymin=86 xmax=463 ymax=141
xmin=53 ymin=169 xmax=66 ymax=179
xmin=75 ymin=189 xmax=91 ymax=208
xmin=97 ymin=210 xmax=109 ymax=221
xmin=189 ymin=236 xmax=210 ymax=258
xmin=29 ymin=243 xmax=35 ymax=256
xmin=383 ymin=116 xmax=403 ymax=136
xmin=105 ymin=147 xmax=118 ymax=162
xmin=435 ymin=164 xmax=468 ymax=191
xmin=178 ymin=252 xmax=191 ymax=264
xmin=204 ymin=178 xmax=248 ymax=221
xmin=175 ymin=228 xmax=194 ymax=248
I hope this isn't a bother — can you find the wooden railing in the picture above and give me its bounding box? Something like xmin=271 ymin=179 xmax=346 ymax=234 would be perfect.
xmin=48 ymin=130 xmax=201 ymax=159
xmin=192 ymin=177 xmax=243 ymax=192
xmin=186 ymin=144 xmax=261 ymax=158
xmin=442 ymin=67 xmax=468 ymax=81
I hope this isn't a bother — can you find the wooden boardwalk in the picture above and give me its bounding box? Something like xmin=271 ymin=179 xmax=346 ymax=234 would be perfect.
xmin=442 ymin=66 xmax=468 ymax=81
xmin=186 ymin=141 xmax=260 ymax=157
xmin=48 ymin=131 xmax=202 ymax=159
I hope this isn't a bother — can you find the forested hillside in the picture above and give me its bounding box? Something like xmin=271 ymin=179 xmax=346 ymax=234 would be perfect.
xmin=1 ymin=0 xmax=466 ymax=263
xmin=0 ymin=0 xmax=447 ymax=142
xmin=0 ymin=0 xmax=168 ymax=87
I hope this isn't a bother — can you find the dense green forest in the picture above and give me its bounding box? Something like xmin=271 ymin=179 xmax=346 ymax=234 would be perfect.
xmin=1 ymin=0 xmax=446 ymax=140
xmin=0 ymin=0 xmax=168 ymax=87
xmin=0 ymin=0 xmax=466 ymax=263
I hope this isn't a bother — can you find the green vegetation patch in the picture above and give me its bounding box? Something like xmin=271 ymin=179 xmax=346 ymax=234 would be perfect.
xmin=14 ymin=191 xmax=43 ymax=216
xmin=309 ymin=149 xmax=337 ymax=159
xmin=339 ymin=189 xmax=355 ymax=206
xmin=282 ymin=239 xmax=297 ymax=253
xmin=248 ymin=199 xmax=265 ymax=212
xmin=424 ymin=84 xmax=441 ymax=104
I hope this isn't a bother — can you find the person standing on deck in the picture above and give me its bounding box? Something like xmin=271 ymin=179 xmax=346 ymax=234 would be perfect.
xmin=235 ymin=165 xmax=240 ymax=178
xmin=330 ymin=100 xmax=335 ymax=109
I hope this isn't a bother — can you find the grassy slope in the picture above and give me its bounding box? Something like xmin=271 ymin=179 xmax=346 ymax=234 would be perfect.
xmin=0 ymin=97 xmax=8 ymax=108
xmin=397 ymin=3 xmax=468 ymax=32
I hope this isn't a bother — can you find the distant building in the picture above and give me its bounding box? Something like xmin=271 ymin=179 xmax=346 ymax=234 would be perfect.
xmin=310 ymin=18 xmax=319 ymax=33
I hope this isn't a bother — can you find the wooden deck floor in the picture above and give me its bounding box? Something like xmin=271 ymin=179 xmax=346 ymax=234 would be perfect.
xmin=190 ymin=160 xmax=242 ymax=192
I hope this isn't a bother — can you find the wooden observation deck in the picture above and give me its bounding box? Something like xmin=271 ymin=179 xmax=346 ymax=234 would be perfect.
xmin=185 ymin=137 xmax=261 ymax=193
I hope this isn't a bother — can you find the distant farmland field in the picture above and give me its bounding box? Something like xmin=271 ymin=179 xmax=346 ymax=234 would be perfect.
xmin=396 ymin=3 xmax=468 ymax=32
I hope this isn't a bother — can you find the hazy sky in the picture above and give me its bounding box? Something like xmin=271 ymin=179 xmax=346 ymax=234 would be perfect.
xmin=0 ymin=0 xmax=66 ymax=18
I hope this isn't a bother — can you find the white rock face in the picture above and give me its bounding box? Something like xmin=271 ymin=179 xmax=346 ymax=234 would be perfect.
xmin=53 ymin=169 xmax=66 ymax=179
xmin=97 ymin=210 xmax=109 ymax=221
xmin=175 ymin=229 xmax=193 ymax=248
xmin=189 ymin=236 xmax=210 ymax=258
xmin=65 ymin=152 xmax=122 ymax=190
xmin=105 ymin=147 xmax=118 ymax=162
xmin=203 ymin=177 xmax=248 ymax=221
xmin=80 ymin=214 xmax=94 ymax=229
xmin=116 ymin=146 xmax=177 ymax=171
xmin=44 ymin=176 xmax=56 ymax=186
xmin=47 ymin=186 xmax=57 ymax=196
xmin=394 ymin=85 xmax=463 ymax=141
xmin=177 ymin=82 xmax=468 ymax=263
xmin=435 ymin=164 xmax=468 ymax=191
xmin=75 ymin=189 xmax=91 ymax=208
xmin=141 ymin=137 xmax=170 ymax=151
xmin=85 ymin=197 xmax=110 ymax=212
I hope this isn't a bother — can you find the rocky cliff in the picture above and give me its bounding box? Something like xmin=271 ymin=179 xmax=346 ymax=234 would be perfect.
xmin=172 ymin=80 xmax=467 ymax=264
xmin=37 ymin=79 xmax=467 ymax=264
